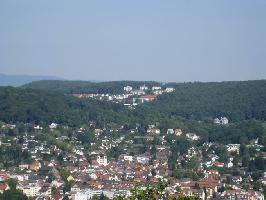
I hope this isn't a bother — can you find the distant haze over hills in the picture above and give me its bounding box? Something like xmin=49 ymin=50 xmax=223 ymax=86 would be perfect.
xmin=1 ymin=73 xmax=265 ymax=88
xmin=0 ymin=73 xmax=62 ymax=86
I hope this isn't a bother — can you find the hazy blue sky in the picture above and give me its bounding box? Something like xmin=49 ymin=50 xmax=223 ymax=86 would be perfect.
xmin=0 ymin=0 xmax=265 ymax=82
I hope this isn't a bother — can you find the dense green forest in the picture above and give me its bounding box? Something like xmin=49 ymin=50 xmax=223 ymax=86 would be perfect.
xmin=23 ymin=80 xmax=161 ymax=94
xmin=135 ymin=80 xmax=266 ymax=122
xmin=0 ymin=80 xmax=266 ymax=127
xmin=0 ymin=87 xmax=128 ymax=126
xmin=24 ymin=80 xmax=266 ymax=121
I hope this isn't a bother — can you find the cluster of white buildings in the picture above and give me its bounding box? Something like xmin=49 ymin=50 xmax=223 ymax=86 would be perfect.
xmin=221 ymin=189 xmax=264 ymax=200
xmin=226 ymin=144 xmax=241 ymax=154
xmin=74 ymin=188 xmax=130 ymax=200
xmin=214 ymin=117 xmax=229 ymax=125
xmin=147 ymin=126 xmax=200 ymax=141
xmin=17 ymin=182 xmax=45 ymax=197
xmin=96 ymin=154 xmax=108 ymax=166
xmin=72 ymin=85 xmax=175 ymax=108
xmin=124 ymin=85 xmax=161 ymax=92
xmin=123 ymin=85 xmax=174 ymax=93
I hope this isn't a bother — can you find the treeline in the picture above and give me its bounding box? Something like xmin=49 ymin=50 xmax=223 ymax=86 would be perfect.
xmin=0 ymin=145 xmax=31 ymax=168
xmin=0 ymin=87 xmax=128 ymax=126
xmin=158 ymin=119 xmax=265 ymax=145
xmin=23 ymin=80 xmax=161 ymax=94
xmin=136 ymin=80 xmax=266 ymax=122
xmin=24 ymin=79 xmax=266 ymax=122
xmin=1 ymin=80 xmax=266 ymax=127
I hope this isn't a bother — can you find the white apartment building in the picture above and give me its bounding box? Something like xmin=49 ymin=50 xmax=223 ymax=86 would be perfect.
xmin=18 ymin=183 xmax=41 ymax=197
xmin=74 ymin=189 xmax=130 ymax=200
xmin=97 ymin=155 xmax=108 ymax=166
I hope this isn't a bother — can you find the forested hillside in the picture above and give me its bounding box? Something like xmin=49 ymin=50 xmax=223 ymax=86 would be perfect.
xmin=23 ymin=80 xmax=160 ymax=94
xmin=0 ymin=87 xmax=127 ymax=126
xmin=135 ymin=80 xmax=266 ymax=122
xmin=1 ymin=80 xmax=266 ymax=127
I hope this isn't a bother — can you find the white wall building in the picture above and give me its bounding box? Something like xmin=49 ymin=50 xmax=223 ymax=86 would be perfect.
xmin=152 ymin=86 xmax=162 ymax=90
xmin=74 ymin=189 xmax=130 ymax=200
xmin=226 ymin=144 xmax=240 ymax=154
xmin=226 ymin=161 xmax=234 ymax=168
xmin=165 ymin=87 xmax=175 ymax=93
xmin=221 ymin=117 xmax=229 ymax=125
xmin=124 ymin=155 xmax=133 ymax=162
xmin=97 ymin=155 xmax=108 ymax=166
xmin=174 ymin=129 xmax=183 ymax=136
xmin=214 ymin=118 xmax=220 ymax=124
xmin=140 ymin=85 xmax=149 ymax=91
xmin=136 ymin=156 xmax=149 ymax=164
xmin=214 ymin=117 xmax=229 ymax=125
xmin=18 ymin=184 xmax=41 ymax=197
xmin=186 ymin=133 xmax=200 ymax=141
xmin=123 ymin=86 xmax=133 ymax=92
xmin=167 ymin=129 xmax=174 ymax=134
xmin=49 ymin=123 xmax=58 ymax=129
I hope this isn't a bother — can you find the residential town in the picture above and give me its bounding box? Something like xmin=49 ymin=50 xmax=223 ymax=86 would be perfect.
xmin=0 ymin=118 xmax=265 ymax=200
xmin=1 ymin=0 xmax=266 ymax=199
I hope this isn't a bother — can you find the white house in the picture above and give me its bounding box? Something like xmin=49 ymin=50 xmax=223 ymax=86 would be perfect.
xmin=75 ymin=189 xmax=130 ymax=200
xmin=174 ymin=128 xmax=183 ymax=136
xmin=214 ymin=118 xmax=220 ymax=124
xmin=140 ymin=85 xmax=149 ymax=91
xmin=89 ymin=173 xmax=97 ymax=180
xmin=17 ymin=183 xmax=41 ymax=197
xmin=147 ymin=128 xmax=160 ymax=134
xmin=49 ymin=123 xmax=58 ymax=129
xmin=224 ymin=190 xmax=264 ymax=200
xmin=123 ymin=86 xmax=133 ymax=92
xmin=34 ymin=125 xmax=43 ymax=130
xmin=221 ymin=117 xmax=229 ymax=125
xmin=165 ymin=87 xmax=175 ymax=93
xmin=136 ymin=156 xmax=149 ymax=164
xmin=123 ymin=155 xmax=133 ymax=162
xmin=226 ymin=144 xmax=240 ymax=154
xmin=131 ymin=90 xmax=145 ymax=95
xmin=74 ymin=189 xmax=102 ymax=200
xmin=186 ymin=133 xmax=200 ymax=141
xmin=19 ymin=163 xmax=29 ymax=170
xmin=225 ymin=160 xmax=234 ymax=168
xmin=214 ymin=117 xmax=229 ymax=125
xmin=97 ymin=155 xmax=108 ymax=166
xmin=152 ymin=86 xmax=162 ymax=90
xmin=167 ymin=129 xmax=174 ymax=134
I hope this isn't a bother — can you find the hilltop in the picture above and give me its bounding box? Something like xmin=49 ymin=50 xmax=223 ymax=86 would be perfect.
xmin=136 ymin=80 xmax=266 ymax=122
xmin=22 ymin=80 xmax=161 ymax=94
xmin=0 ymin=87 xmax=127 ymax=126
xmin=0 ymin=73 xmax=61 ymax=87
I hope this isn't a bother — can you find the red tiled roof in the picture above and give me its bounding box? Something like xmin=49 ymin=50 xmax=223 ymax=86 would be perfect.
xmin=0 ymin=183 xmax=7 ymax=191
xmin=51 ymin=193 xmax=62 ymax=200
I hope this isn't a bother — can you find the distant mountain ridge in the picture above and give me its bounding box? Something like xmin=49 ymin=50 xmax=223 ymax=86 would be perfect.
xmin=0 ymin=73 xmax=62 ymax=86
